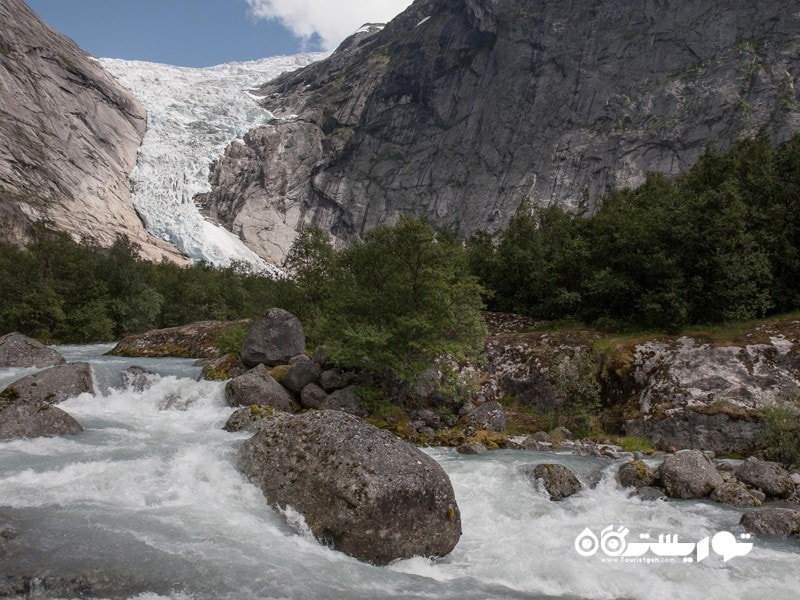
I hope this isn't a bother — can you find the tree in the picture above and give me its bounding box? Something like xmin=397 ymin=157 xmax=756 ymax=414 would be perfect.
xmin=290 ymin=218 xmax=487 ymax=383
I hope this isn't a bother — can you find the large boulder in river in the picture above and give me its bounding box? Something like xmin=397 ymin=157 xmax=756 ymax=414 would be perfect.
xmin=237 ymin=410 xmax=462 ymax=565
xmin=657 ymin=450 xmax=724 ymax=499
xmin=0 ymin=332 xmax=66 ymax=368
xmin=618 ymin=460 xmax=656 ymax=489
xmin=709 ymin=480 xmax=763 ymax=508
xmin=241 ymin=309 xmax=305 ymax=368
xmin=740 ymin=508 xmax=800 ymax=537
xmin=522 ymin=463 xmax=582 ymax=501
xmin=735 ymin=457 xmax=795 ymax=499
xmin=0 ymin=402 xmax=83 ymax=440
xmin=224 ymin=364 xmax=293 ymax=412
xmin=0 ymin=363 xmax=94 ymax=405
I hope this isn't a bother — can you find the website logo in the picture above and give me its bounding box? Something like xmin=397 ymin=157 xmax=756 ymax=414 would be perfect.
xmin=574 ymin=526 xmax=753 ymax=564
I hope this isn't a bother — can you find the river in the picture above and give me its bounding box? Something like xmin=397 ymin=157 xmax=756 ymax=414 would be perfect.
xmin=1 ymin=345 xmax=798 ymax=599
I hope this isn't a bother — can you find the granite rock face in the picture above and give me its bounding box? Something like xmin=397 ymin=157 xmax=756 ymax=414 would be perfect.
xmin=199 ymin=0 xmax=800 ymax=265
xmin=0 ymin=0 xmax=186 ymax=263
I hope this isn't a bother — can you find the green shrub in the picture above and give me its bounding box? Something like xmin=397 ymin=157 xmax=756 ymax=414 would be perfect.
xmin=761 ymin=399 xmax=800 ymax=468
xmin=217 ymin=324 xmax=246 ymax=356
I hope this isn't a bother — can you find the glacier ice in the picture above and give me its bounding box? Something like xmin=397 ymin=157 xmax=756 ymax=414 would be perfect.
xmin=99 ymin=54 xmax=327 ymax=273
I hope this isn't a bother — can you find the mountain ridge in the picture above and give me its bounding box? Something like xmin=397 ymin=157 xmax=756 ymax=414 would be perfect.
xmin=198 ymin=0 xmax=800 ymax=265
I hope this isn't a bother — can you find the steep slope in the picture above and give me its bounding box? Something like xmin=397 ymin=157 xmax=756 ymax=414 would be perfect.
xmin=0 ymin=0 xmax=186 ymax=263
xmin=99 ymin=54 xmax=326 ymax=270
xmin=199 ymin=0 xmax=800 ymax=265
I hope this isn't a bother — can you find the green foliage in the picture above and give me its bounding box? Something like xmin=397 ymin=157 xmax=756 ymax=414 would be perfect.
xmin=217 ymin=325 xmax=246 ymax=357
xmin=286 ymin=217 xmax=487 ymax=384
xmin=468 ymin=133 xmax=800 ymax=331
xmin=619 ymin=435 xmax=655 ymax=453
xmin=0 ymin=229 xmax=284 ymax=344
xmin=761 ymin=399 xmax=800 ymax=468
xmin=541 ymin=350 xmax=602 ymax=437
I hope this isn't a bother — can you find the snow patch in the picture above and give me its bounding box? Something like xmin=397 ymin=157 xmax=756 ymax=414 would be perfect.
xmin=99 ymin=54 xmax=327 ymax=272
xmin=416 ymin=16 xmax=431 ymax=27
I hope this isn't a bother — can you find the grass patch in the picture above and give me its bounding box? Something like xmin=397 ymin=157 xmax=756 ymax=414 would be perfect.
xmin=618 ymin=435 xmax=655 ymax=453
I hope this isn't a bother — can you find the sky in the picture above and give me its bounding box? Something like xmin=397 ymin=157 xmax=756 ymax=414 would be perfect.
xmin=25 ymin=0 xmax=413 ymax=67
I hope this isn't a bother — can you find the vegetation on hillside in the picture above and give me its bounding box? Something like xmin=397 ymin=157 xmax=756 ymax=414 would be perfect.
xmin=468 ymin=132 xmax=800 ymax=331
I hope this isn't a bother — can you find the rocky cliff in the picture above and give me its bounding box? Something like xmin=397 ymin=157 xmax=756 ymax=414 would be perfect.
xmin=199 ymin=0 xmax=800 ymax=264
xmin=0 ymin=0 xmax=187 ymax=263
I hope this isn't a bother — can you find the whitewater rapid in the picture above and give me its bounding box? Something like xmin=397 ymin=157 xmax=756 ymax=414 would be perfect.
xmin=99 ymin=54 xmax=326 ymax=271
xmin=1 ymin=347 xmax=798 ymax=599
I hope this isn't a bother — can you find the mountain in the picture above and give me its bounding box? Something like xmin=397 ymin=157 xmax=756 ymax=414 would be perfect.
xmin=198 ymin=0 xmax=800 ymax=265
xmin=0 ymin=0 xmax=186 ymax=263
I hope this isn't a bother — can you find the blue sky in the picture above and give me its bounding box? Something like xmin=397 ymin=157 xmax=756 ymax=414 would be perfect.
xmin=25 ymin=0 xmax=413 ymax=67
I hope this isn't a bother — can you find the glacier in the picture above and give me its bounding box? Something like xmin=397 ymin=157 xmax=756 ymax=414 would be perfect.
xmin=99 ymin=54 xmax=327 ymax=272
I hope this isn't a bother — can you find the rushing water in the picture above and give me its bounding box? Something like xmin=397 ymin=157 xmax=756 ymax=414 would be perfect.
xmin=1 ymin=346 xmax=798 ymax=600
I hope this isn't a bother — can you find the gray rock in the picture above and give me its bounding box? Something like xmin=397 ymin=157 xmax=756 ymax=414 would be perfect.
xmin=280 ymin=355 xmax=320 ymax=394
xmin=735 ymin=457 xmax=795 ymax=499
xmin=530 ymin=431 xmax=551 ymax=443
xmin=223 ymin=406 xmax=283 ymax=433
xmin=237 ymin=410 xmax=462 ymax=565
xmin=300 ymin=383 xmax=328 ymax=409
xmin=740 ymin=508 xmax=800 ymax=537
xmin=414 ymin=409 xmax=444 ymax=430
xmin=200 ymin=354 xmax=247 ymax=381
xmin=0 ymin=363 xmax=94 ymax=406
xmin=121 ymin=366 xmax=160 ymax=392
xmin=319 ymin=368 xmax=357 ymax=392
xmin=463 ymin=401 xmax=505 ymax=433
xmin=657 ymin=450 xmax=725 ymax=499
xmin=241 ymin=309 xmax=305 ymax=368
xmin=0 ymin=0 xmax=185 ymax=264
xmin=320 ymin=385 xmax=368 ymax=418
xmin=457 ymin=442 xmax=487 ymax=455
xmin=618 ymin=461 xmax=656 ymax=489
xmin=0 ymin=402 xmax=83 ymax=440
xmin=710 ymin=480 xmax=763 ymax=508
xmin=549 ymin=426 xmax=574 ymax=441
xmin=522 ymin=464 xmax=582 ymax=501
xmin=0 ymin=333 xmax=65 ymax=368
xmin=791 ymin=473 xmax=800 ymax=487
xmin=635 ymin=486 xmax=667 ymax=502
xmin=224 ymin=364 xmax=293 ymax=412
xmin=626 ymin=413 xmax=765 ymax=454
xmin=199 ymin=0 xmax=800 ymax=268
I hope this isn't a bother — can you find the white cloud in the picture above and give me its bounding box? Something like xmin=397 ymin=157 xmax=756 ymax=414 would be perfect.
xmin=245 ymin=0 xmax=414 ymax=51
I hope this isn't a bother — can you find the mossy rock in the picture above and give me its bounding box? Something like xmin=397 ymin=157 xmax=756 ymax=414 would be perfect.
xmin=269 ymin=364 xmax=291 ymax=382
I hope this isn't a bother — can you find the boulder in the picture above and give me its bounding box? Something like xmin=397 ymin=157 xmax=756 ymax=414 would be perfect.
xmin=657 ymin=450 xmax=724 ymax=499
xmin=223 ymin=406 xmax=280 ymax=433
xmin=635 ymin=486 xmax=667 ymax=501
xmin=224 ymin=364 xmax=293 ymax=412
xmin=463 ymin=401 xmax=505 ymax=434
xmin=549 ymin=426 xmax=574 ymax=441
xmin=241 ymin=309 xmax=305 ymax=368
xmin=709 ymin=481 xmax=763 ymax=508
xmin=319 ymin=385 xmax=368 ymax=418
xmin=522 ymin=463 xmax=582 ymax=501
xmin=734 ymin=457 xmax=795 ymax=499
xmin=319 ymin=368 xmax=357 ymax=392
xmin=0 ymin=402 xmax=83 ymax=440
xmin=740 ymin=508 xmax=800 ymax=537
xmin=280 ymin=355 xmax=320 ymax=393
xmin=618 ymin=460 xmax=656 ymax=489
xmin=237 ymin=410 xmax=462 ymax=565
xmin=457 ymin=442 xmax=487 ymax=455
xmin=0 ymin=363 xmax=94 ymax=406
xmin=201 ymin=354 xmax=247 ymax=381
xmin=414 ymin=409 xmax=444 ymax=430
xmin=0 ymin=332 xmax=65 ymax=368
xmin=299 ymin=383 xmax=328 ymax=409
xmin=110 ymin=320 xmax=247 ymax=358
